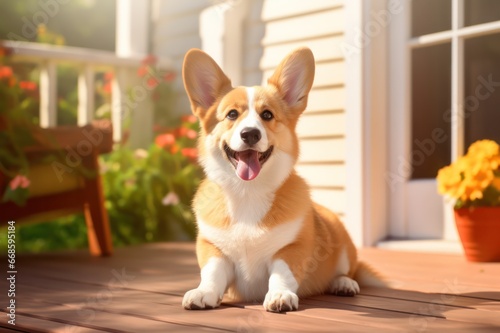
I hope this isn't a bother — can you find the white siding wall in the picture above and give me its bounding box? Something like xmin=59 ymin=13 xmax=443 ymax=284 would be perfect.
xmin=153 ymin=0 xmax=346 ymax=215
xmin=248 ymin=0 xmax=346 ymax=216
xmin=152 ymin=0 xmax=212 ymax=113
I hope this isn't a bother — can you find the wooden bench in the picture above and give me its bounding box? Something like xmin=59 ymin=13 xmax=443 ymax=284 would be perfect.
xmin=0 ymin=120 xmax=113 ymax=256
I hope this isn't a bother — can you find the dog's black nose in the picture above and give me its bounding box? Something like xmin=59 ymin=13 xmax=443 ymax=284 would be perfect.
xmin=240 ymin=127 xmax=261 ymax=146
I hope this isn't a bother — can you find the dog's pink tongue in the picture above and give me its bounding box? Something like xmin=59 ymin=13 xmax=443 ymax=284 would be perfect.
xmin=236 ymin=150 xmax=261 ymax=181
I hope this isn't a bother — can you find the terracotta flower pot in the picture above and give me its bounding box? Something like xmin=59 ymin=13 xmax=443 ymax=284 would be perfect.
xmin=455 ymin=207 xmax=500 ymax=262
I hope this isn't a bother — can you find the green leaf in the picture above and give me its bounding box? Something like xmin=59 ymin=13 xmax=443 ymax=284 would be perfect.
xmin=2 ymin=186 xmax=30 ymax=206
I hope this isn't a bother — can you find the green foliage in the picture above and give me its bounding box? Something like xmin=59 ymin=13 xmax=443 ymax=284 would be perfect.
xmin=0 ymin=118 xmax=203 ymax=253
xmin=0 ymin=0 xmax=115 ymax=51
xmin=103 ymin=144 xmax=202 ymax=245
xmin=0 ymin=60 xmax=39 ymax=205
xmin=56 ymin=64 xmax=79 ymax=125
xmin=2 ymin=186 xmax=29 ymax=206
xmin=0 ymin=3 xmax=199 ymax=253
xmin=0 ymin=215 xmax=88 ymax=253
xmin=455 ymin=183 xmax=500 ymax=209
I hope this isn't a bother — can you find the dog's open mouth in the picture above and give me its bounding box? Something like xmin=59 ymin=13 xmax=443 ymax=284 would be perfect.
xmin=224 ymin=143 xmax=273 ymax=181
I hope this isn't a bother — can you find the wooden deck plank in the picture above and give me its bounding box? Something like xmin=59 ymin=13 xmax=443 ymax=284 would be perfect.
xmin=1 ymin=243 xmax=499 ymax=332
xmin=2 ymin=298 xmax=218 ymax=333
xmin=229 ymin=292 xmax=499 ymax=332
xmin=360 ymin=287 xmax=500 ymax=311
xmin=0 ymin=314 xmax=108 ymax=333
xmin=359 ymin=248 xmax=500 ymax=289
xmin=283 ymin=301 xmax=496 ymax=333
xmin=8 ymin=282 xmax=389 ymax=333
xmin=16 ymin=281 xmax=499 ymax=333
xmin=309 ymin=294 xmax=500 ymax=326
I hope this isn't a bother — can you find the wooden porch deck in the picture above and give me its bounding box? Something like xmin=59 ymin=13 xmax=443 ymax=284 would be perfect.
xmin=1 ymin=243 xmax=499 ymax=332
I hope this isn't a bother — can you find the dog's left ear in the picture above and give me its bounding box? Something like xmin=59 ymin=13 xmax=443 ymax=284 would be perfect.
xmin=267 ymin=47 xmax=315 ymax=113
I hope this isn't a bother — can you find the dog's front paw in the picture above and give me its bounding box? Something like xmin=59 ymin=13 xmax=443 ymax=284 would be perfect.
xmin=183 ymin=288 xmax=221 ymax=310
xmin=263 ymin=290 xmax=299 ymax=313
xmin=330 ymin=275 xmax=360 ymax=296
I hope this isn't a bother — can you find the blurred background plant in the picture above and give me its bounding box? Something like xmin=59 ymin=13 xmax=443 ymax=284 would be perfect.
xmin=0 ymin=0 xmax=116 ymax=50
xmin=102 ymin=116 xmax=201 ymax=245
xmin=0 ymin=0 xmax=200 ymax=253
xmin=0 ymin=46 xmax=40 ymax=206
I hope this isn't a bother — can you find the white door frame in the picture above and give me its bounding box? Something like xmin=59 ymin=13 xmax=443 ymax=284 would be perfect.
xmin=387 ymin=0 xmax=449 ymax=240
xmin=344 ymin=0 xmax=394 ymax=246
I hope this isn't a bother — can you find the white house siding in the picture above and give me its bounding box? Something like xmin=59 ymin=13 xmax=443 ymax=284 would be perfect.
xmin=152 ymin=0 xmax=213 ymax=113
xmin=247 ymin=0 xmax=346 ymax=215
xmin=153 ymin=0 xmax=346 ymax=216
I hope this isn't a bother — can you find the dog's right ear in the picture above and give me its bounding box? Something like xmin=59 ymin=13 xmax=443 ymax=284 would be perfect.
xmin=182 ymin=49 xmax=232 ymax=117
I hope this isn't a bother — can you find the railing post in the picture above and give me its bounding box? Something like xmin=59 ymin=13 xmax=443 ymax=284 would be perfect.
xmin=39 ymin=61 xmax=57 ymax=128
xmin=111 ymin=67 xmax=125 ymax=142
xmin=77 ymin=64 xmax=95 ymax=126
xmin=116 ymin=0 xmax=154 ymax=148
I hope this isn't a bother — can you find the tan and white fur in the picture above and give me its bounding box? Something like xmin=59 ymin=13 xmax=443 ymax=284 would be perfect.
xmin=182 ymin=47 xmax=385 ymax=312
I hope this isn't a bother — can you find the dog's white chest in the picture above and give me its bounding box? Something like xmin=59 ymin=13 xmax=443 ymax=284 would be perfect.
xmin=198 ymin=217 xmax=303 ymax=301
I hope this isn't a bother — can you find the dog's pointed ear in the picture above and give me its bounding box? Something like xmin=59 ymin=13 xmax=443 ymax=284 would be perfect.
xmin=182 ymin=49 xmax=232 ymax=117
xmin=267 ymin=47 xmax=315 ymax=112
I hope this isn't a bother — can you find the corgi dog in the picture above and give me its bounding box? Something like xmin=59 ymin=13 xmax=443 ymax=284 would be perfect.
xmin=182 ymin=47 xmax=385 ymax=312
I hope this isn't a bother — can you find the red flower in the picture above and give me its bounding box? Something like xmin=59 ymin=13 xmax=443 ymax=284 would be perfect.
xmin=176 ymin=127 xmax=197 ymax=139
xmin=163 ymin=71 xmax=176 ymax=82
xmin=155 ymin=133 xmax=175 ymax=148
xmin=137 ymin=66 xmax=148 ymax=77
xmin=104 ymin=72 xmax=114 ymax=81
xmin=0 ymin=66 xmax=13 ymax=79
xmin=170 ymin=144 xmax=179 ymax=154
xmin=181 ymin=115 xmax=197 ymax=124
xmin=19 ymin=81 xmax=37 ymax=91
xmin=186 ymin=129 xmax=197 ymax=139
xmin=147 ymin=77 xmax=160 ymax=89
xmin=9 ymin=175 xmax=30 ymax=190
xmin=181 ymin=148 xmax=198 ymax=160
xmin=103 ymin=82 xmax=112 ymax=94
xmin=175 ymin=127 xmax=188 ymax=137
xmin=142 ymin=54 xmax=157 ymax=66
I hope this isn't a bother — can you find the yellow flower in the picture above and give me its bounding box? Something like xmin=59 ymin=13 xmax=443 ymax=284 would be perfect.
xmin=467 ymin=139 xmax=499 ymax=158
xmin=493 ymin=177 xmax=500 ymax=192
xmin=470 ymin=189 xmax=483 ymax=201
xmin=437 ymin=139 xmax=500 ymax=205
xmin=490 ymin=156 xmax=500 ymax=170
xmin=473 ymin=161 xmax=494 ymax=187
xmin=437 ymin=165 xmax=461 ymax=197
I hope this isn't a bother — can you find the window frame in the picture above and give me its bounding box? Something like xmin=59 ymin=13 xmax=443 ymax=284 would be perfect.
xmin=388 ymin=0 xmax=500 ymax=240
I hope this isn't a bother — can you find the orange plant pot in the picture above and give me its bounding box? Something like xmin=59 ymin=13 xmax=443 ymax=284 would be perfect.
xmin=455 ymin=207 xmax=500 ymax=262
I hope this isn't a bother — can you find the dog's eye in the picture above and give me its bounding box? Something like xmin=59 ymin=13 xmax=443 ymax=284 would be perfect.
xmin=226 ymin=109 xmax=239 ymax=120
xmin=261 ymin=110 xmax=274 ymax=121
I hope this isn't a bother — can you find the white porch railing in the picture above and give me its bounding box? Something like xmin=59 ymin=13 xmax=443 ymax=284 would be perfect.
xmin=2 ymin=40 xmax=172 ymax=143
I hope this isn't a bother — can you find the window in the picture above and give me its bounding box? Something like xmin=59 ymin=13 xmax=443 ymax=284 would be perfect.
xmin=410 ymin=0 xmax=500 ymax=179
xmin=388 ymin=0 xmax=500 ymax=240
